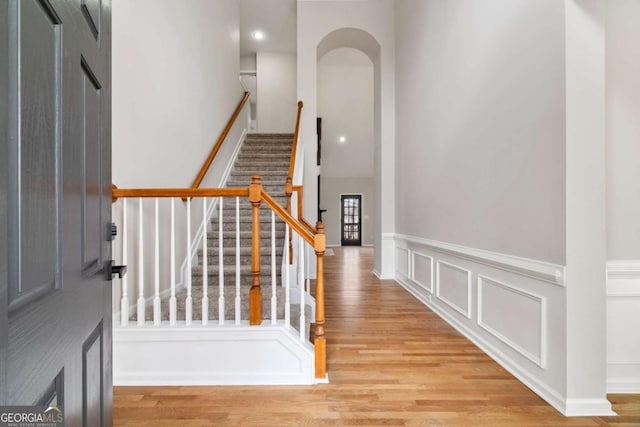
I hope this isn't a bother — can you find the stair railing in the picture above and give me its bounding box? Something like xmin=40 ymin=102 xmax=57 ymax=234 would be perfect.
xmin=286 ymin=101 xmax=307 ymax=263
xmin=187 ymin=91 xmax=251 ymax=197
xmin=111 ymin=176 xmax=326 ymax=379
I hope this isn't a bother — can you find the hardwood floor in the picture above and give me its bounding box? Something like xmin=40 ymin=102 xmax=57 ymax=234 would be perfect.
xmin=114 ymin=247 xmax=640 ymax=426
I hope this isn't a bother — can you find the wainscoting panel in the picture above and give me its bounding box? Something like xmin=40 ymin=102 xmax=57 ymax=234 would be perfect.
xmin=395 ymin=246 xmax=409 ymax=279
xmin=436 ymin=261 xmax=471 ymax=319
xmin=392 ymin=234 xmax=569 ymax=415
xmin=478 ymin=275 xmax=546 ymax=368
xmin=607 ymin=260 xmax=640 ymax=393
xmin=411 ymin=252 xmax=433 ymax=293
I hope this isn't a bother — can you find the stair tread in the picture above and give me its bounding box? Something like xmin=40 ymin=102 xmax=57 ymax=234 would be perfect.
xmin=189 ymin=132 xmax=293 ymax=290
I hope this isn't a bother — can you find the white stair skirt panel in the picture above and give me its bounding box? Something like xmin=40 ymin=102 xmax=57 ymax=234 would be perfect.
xmin=114 ymin=324 xmax=315 ymax=386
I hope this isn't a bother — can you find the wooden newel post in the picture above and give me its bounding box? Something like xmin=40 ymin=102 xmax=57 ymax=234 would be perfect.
xmin=314 ymin=222 xmax=326 ymax=379
xmin=249 ymin=175 xmax=262 ymax=325
xmin=285 ymin=177 xmax=294 ymax=264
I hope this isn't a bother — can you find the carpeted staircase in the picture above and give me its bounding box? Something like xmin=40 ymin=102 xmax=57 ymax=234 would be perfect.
xmin=133 ymin=134 xmax=310 ymax=331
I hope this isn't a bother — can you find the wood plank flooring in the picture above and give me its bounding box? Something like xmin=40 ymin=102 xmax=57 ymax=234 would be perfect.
xmin=114 ymin=247 xmax=640 ymax=426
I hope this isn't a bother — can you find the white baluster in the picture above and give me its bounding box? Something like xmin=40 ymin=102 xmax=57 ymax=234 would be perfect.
xmin=218 ymin=197 xmax=225 ymax=324
xmin=235 ymin=197 xmax=241 ymax=325
xmin=137 ymin=198 xmax=145 ymax=326
xmin=120 ymin=199 xmax=129 ymax=326
xmin=185 ymin=198 xmax=192 ymax=325
xmin=299 ymin=235 xmax=306 ymax=341
xmin=169 ymin=198 xmax=177 ymax=325
xmin=271 ymin=211 xmax=277 ymax=325
xmin=306 ymin=243 xmax=311 ymax=293
xmin=284 ymin=224 xmax=290 ymax=329
xmin=153 ymin=198 xmax=161 ymax=325
xmin=202 ymin=197 xmax=208 ymax=325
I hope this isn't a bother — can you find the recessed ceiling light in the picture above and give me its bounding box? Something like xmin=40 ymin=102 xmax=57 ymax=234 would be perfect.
xmin=252 ymin=30 xmax=265 ymax=41
xmin=338 ymin=136 xmax=346 ymax=143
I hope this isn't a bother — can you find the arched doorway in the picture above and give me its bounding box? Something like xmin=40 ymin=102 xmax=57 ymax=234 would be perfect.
xmin=307 ymin=27 xmax=389 ymax=274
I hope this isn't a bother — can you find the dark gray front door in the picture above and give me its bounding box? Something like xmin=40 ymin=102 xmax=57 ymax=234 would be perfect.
xmin=1 ymin=0 xmax=112 ymax=425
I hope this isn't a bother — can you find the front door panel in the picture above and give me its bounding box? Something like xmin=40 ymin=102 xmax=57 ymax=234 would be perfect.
xmin=1 ymin=0 xmax=112 ymax=424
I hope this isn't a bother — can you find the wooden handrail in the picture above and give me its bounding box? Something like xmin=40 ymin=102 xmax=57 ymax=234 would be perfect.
xmin=285 ymin=102 xmax=304 ymax=263
xmin=112 ymin=187 xmax=249 ymax=201
xmin=189 ymin=91 xmax=251 ymax=191
xmin=287 ymin=100 xmax=304 ymax=180
xmin=261 ymin=189 xmax=315 ymax=246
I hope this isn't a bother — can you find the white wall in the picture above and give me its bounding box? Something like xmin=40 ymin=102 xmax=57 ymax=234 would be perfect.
xmin=318 ymin=48 xmax=374 ymax=178
xmin=606 ymin=1 xmax=640 ymax=261
xmin=112 ymin=0 xmax=246 ymax=315
xmin=605 ymin=0 xmax=640 ymax=393
xmin=113 ymin=0 xmax=243 ymax=188
xmin=395 ymin=0 xmax=565 ymax=265
xmin=321 ymin=177 xmax=374 ymax=247
xmin=298 ymin=0 xmax=395 ymax=277
xmin=257 ymin=52 xmax=297 ymax=133
xmin=240 ymin=54 xmax=257 ymax=72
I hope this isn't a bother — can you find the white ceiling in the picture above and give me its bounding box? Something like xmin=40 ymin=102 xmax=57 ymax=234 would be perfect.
xmin=240 ymin=0 xmax=297 ymax=56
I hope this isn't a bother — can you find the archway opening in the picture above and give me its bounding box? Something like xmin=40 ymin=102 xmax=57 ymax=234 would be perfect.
xmin=314 ymin=28 xmax=383 ymax=269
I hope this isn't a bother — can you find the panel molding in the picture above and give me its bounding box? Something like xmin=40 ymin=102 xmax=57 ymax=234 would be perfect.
xmin=8 ymin=0 xmax=63 ymax=313
xmin=477 ymin=275 xmax=547 ymax=368
xmin=394 ymin=233 xmax=565 ymax=286
xmin=411 ymin=251 xmax=433 ymax=293
xmin=395 ymin=246 xmax=410 ymax=278
xmin=436 ymin=260 xmax=472 ymax=319
xmin=80 ymin=56 xmax=103 ymax=276
xmin=82 ymin=321 xmax=103 ymax=427
xmin=36 ymin=368 xmax=64 ymax=407
xmin=394 ymin=277 xmax=569 ymax=415
xmin=81 ymin=0 xmax=101 ymax=40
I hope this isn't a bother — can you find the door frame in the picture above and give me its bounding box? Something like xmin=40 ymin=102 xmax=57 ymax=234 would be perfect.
xmin=339 ymin=193 xmax=363 ymax=246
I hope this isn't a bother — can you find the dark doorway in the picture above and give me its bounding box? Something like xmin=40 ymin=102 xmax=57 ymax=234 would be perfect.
xmin=341 ymin=195 xmax=362 ymax=246
xmin=317 ymin=117 xmax=326 ymax=223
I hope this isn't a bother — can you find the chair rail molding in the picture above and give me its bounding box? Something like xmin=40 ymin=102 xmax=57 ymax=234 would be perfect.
xmin=393 ymin=233 xmax=565 ymax=286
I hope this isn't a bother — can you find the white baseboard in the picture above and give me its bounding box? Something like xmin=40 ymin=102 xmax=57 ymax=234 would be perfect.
xmin=114 ymin=323 xmax=315 ymax=386
xmin=564 ymin=399 xmax=615 ymax=417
